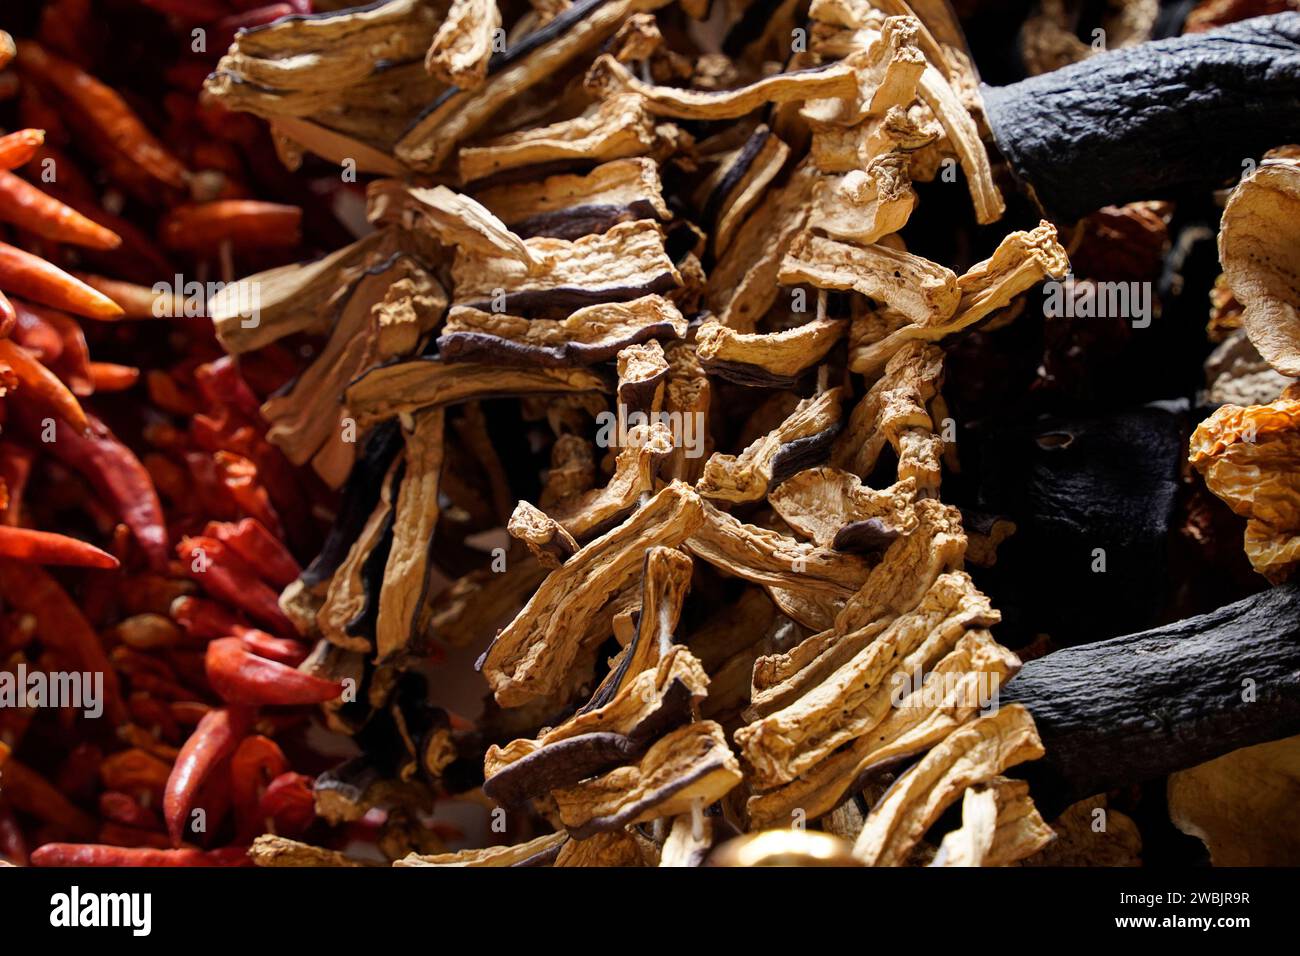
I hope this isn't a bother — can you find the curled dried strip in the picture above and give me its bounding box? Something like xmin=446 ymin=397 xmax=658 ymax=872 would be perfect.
xmin=367 ymin=181 xmax=535 ymax=266
xmin=375 ymin=409 xmax=444 ymax=663
xmin=780 ymin=231 xmax=960 ymax=326
xmin=1189 ymin=392 xmax=1300 ymax=582
xmin=702 ymin=125 xmax=791 ymax=256
xmin=616 ymin=339 xmax=669 ymax=415
xmin=548 ymin=421 xmax=674 ymax=537
xmin=686 ymin=499 xmax=871 ymax=630
xmin=396 ymin=831 xmax=569 ymax=867
xmin=928 ymin=777 xmax=1053 ymax=867
xmin=585 ymin=54 xmax=861 ymax=120
xmin=1219 ymin=155 xmax=1300 ymax=377
xmin=345 ymin=360 xmax=609 ymax=429
xmin=438 ymin=295 xmax=687 ymax=366
xmin=745 ymin=627 xmax=1021 ymax=829
xmin=552 ymin=720 xmax=742 ymax=839
xmin=459 ymin=94 xmax=664 ymax=183
xmin=249 ymin=835 xmax=370 ymax=868
xmin=851 ymin=704 xmax=1044 ymax=865
xmin=660 ymin=812 xmax=715 ymax=867
xmin=707 ymin=161 xmax=818 ymax=331
xmin=451 ymin=219 xmax=681 ymax=314
xmin=801 ymin=16 xmax=926 ymax=127
xmin=810 ymin=101 xmax=937 ymax=174
xmin=769 ymin=468 xmax=918 ymax=549
xmin=556 ymin=830 xmax=651 ymax=866
xmin=695 ymin=318 xmax=846 ymax=385
xmin=427 ymin=0 xmax=501 ymax=88
xmin=397 ymin=0 xmax=669 ymax=172
xmin=483 ymin=645 xmax=707 ymax=804
xmin=736 ymin=570 xmax=998 ymax=790
xmin=810 ymin=155 xmax=915 ymax=246
xmin=832 ymin=340 xmax=944 ymax=487
xmin=696 ymin=387 xmax=844 ymax=502
xmin=509 ymin=500 xmax=579 ymax=568
xmin=479 ymin=481 xmax=704 ymax=706
xmin=849 ymin=221 xmax=1069 ymax=374
xmin=474 ymin=158 xmax=669 ymax=239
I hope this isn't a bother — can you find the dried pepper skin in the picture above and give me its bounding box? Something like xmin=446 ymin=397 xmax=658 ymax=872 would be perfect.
xmin=163 ymin=706 xmax=255 ymax=847
xmin=0 ymin=129 xmax=45 ymax=170
xmin=0 ymin=525 xmax=119 ymax=568
xmin=205 ymin=637 xmax=343 ymax=706
xmin=31 ymin=843 xmax=250 ymax=866
xmin=0 ymin=337 xmax=90 ymax=432
xmin=160 ymin=200 xmax=303 ymax=253
xmin=0 ymin=241 xmax=124 ymax=320
xmin=177 ymin=536 xmax=296 ymax=632
xmin=0 ymin=169 xmax=123 ymax=249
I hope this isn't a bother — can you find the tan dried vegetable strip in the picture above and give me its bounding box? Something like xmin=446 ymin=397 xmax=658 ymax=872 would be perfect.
xmin=474 ymin=157 xmax=669 ymax=228
xmin=801 ymin=16 xmax=926 ymax=127
xmin=426 ymin=0 xmax=500 ymax=89
xmin=598 ymin=546 xmax=694 ymax=693
xmin=928 ymin=776 xmax=1054 ymax=867
xmin=780 ymin=231 xmax=960 ymax=326
xmin=696 ymin=387 xmax=844 ymax=502
xmin=552 ymin=720 xmax=742 ymax=838
xmin=695 ymin=318 xmax=847 ymax=380
xmin=249 ymin=835 xmax=371 ymax=867
xmin=849 ymin=221 xmax=1069 ymax=374
xmin=555 ymin=830 xmax=649 ymax=866
xmin=450 ymin=219 xmax=681 ymax=312
xmin=745 ymin=627 xmax=1020 ymax=828
xmin=438 ymin=295 xmax=687 ymax=365
xmin=459 ymin=94 xmax=663 ymax=183
xmin=376 ymin=408 xmax=444 ymax=662
xmin=1189 ymin=393 xmax=1300 ymax=582
xmin=852 ymin=704 xmax=1044 ymax=865
xmin=548 ymin=421 xmax=674 ymax=537
xmin=737 ymin=570 xmax=996 ymax=790
xmin=660 ymin=813 xmax=713 ymax=867
xmin=345 ymin=360 xmax=609 ymax=429
xmin=367 ymin=181 xmax=534 ymax=266
xmin=397 ymin=0 xmax=673 ymax=172
xmin=396 ymin=831 xmax=568 ymax=867
xmin=317 ymin=466 xmax=400 ymax=653
xmin=508 ymin=500 xmax=579 ymax=568
xmin=810 ymin=156 xmax=915 ymax=246
xmin=770 ymin=468 xmax=918 ymax=547
xmin=480 ymin=481 xmax=704 ymax=706
xmin=585 ymin=53 xmax=862 ymax=120
xmin=712 ymin=129 xmax=791 ymax=256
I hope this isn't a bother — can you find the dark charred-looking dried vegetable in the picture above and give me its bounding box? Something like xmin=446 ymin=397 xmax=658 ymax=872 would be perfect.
xmin=4 ymin=0 xmax=1300 ymax=874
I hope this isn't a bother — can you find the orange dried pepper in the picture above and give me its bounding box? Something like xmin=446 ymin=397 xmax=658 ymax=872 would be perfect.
xmin=72 ymin=272 xmax=170 ymax=320
xmin=0 ymin=338 xmax=90 ymax=432
xmin=88 ymin=361 xmax=140 ymax=392
xmin=14 ymin=41 xmax=189 ymax=190
xmin=0 ymin=170 xmax=122 ymax=249
xmin=0 ymin=289 xmax=14 ymax=337
xmin=31 ymin=843 xmax=250 ymax=866
xmin=0 ymin=526 xmax=119 ymax=568
xmin=160 ymin=200 xmax=302 ymax=253
xmin=0 ymin=241 xmax=124 ymax=319
xmin=0 ymin=129 xmax=43 ymax=170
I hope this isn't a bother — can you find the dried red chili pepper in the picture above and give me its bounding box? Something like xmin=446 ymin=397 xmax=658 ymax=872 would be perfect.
xmin=99 ymin=790 xmax=163 ymax=830
xmin=88 ymin=361 xmax=140 ymax=392
xmin=31 ymin=304 xmax=93 ymax=395
xmin=26 ymin=410 xmax=170 ymax=570
xmin=0 ymin=170 xmax=123 ymax=249
xmin=0 ymin=338 xmax=90 ymax=431
xmin=0 ymin=241 xmax=124 ymax=320
xmin=230 ymin=734 xmax=288 ymax=843
xmin=0 ymin=561 xmax=128 ymax=724
xmin=0 ymin=526 xmax=119 ymax=568
xmin=0 ymin=758 xmax=97 ymax=839
xmin=31 ymin=843 xmax=249 ymax=866
xmin=0 ymin=129 xmax=44 ymax=170
xmin=258 ymin=771 xmax=314 ymax=839
xmin=237 ymin=630 xmax=309 ymax=667
xmin=205 ymin=637 xmax=342 ymax=707
xmin=10 ymin=301 xmax=62 ymax=360
xmin=205 ymin=518 xmax=299 ymax=588
xmin=159 ymin=200 xmax=302 ymax=253
xmin=14 ymin=41 xmax=189 ymax=190
xmin=213 ymin=452 xmax=283 ymax=538
xmin=177 ymin=535 xmax=293 ymax=632
xmin=99 ymin=748 xmax=172 ymax=804
xmin=194 ymin=356 xmax=263 ymax=423
xmin=98 ymin=822 xmax=173 ymax=849
xmin=0 ymin=289 xmax=15 ymax=337
xmin=163 ymin=705 xmax=254 ymax=847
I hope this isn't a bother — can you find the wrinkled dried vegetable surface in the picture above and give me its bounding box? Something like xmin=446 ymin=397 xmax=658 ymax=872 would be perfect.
xmin=4 ymin=0 xmax=1300 ymax=871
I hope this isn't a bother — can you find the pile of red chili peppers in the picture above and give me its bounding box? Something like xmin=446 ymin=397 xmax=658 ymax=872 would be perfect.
xmin=0 ymin=0 xmax=356 ymax=866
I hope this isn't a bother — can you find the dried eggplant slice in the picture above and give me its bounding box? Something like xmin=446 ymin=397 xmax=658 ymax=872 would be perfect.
xmin=745 ymin=627 xmax=1020 ymax=828
xmin=552 ymin=720 xmax=742 ymax=838
xmin=801 ymin=15 xmax=926 ymax=127
xmin=367 ymin=181 xmax=535 ymax=266
xmin=695 ymin=318 xmax=846 ymax=383
xmin=696 ymin=387 xmax=844 ymax=502
xmin=509 ymin=500 xmax=580 ymax=568
xmin=482 ymin=645 xmax=708 ymax=804
xmin=459 ymin=94 xmax=663 ymax=183
xmin=1219 ymin=156 xmax=1300 ymax=378
xmin=585 ymin=54 xmax=862 ymax=120
xmin=780 ymin=232 xmax=960 ymax=326
xmin=849 ymin=220 xmax=1069 ymax=374
xmin=769 ymin=468 xmax=918 ymax=549
xmin=396 ymin=831 xmax=568 ymax=867
xmin=375 ymin=408 xmax=444 ymax=663
xmin=473 ymin=158 xmax=670 ymax=239
xmin=555 ymin=830 xmax=651 ymax=866
xmin=736 ymin=570 xmax=998 ymax=790
xmin=426 ymin=0 xmax=501 ymax=89
xmin=852 ymin=704 xmax=1044 ymax=866
xmin=809 ymin=155 xmax=915 ymax=246
xmin=397 ymin=0 xmax=672 ymax=172
xmin=438 ymin=295 xmax=687 ymax=366
xmin=479 ymin=481 xmax=704 ymax=706
xmin=549 ymin=421 xmax=675 ymax=538
xmin=345 ymin=359 xmax=609 ymax=428
xmin=702 ymin=125 xmax=791 ymax=256
xmin=250 ymin=835 xmax=371 ymax=867
xmin=660 ymin=812 xmax=714 ymax=867
xmin=451 ymin=219 xmax=682 ymax=314
xmin=933 ymin=776 xmax=1055 ymax=867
